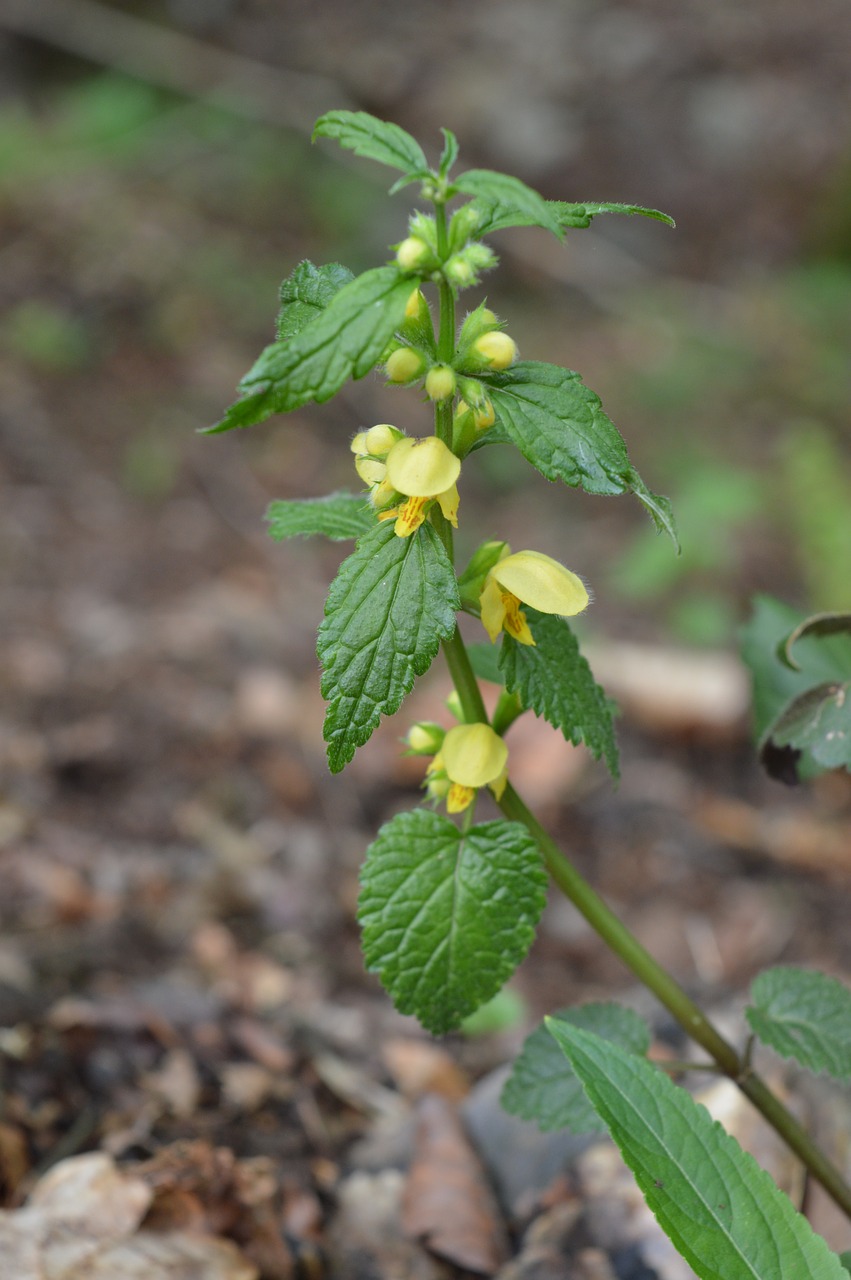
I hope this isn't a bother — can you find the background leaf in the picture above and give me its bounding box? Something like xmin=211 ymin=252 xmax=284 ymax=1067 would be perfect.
xmin=318 ymin=520 xmax=459 ymax=772
xmin=763 ymin=681 xmax=851 ymax=772
xmin=453 ymin=169 xmax=564 ymax=240
xmin=207 ymin=266 xmax=412 ymax=432
xmin=746 ymin=967 xmax=851 ymax=1082
xmin=313 ymin=109 xmax=429 ymax=180
xmin=276 ymin=260 xmax=354 ymax=341
xmin=499 ymin=610 xmax=619 ymax=777
xmin=501 ymin=1002 xmax=650 ymax=1132
xmin=359 ymin=812 xmax=547 ymax=1034
xmin=548 ymin=1021 xmax=848 ymax=1280
xmin=265 ymin=492 xmax=373 ymax=542
xmin=781 ymin=612 xmax=851 ymax=670
xmin=554 ymin=200 xmax=676 ymax=229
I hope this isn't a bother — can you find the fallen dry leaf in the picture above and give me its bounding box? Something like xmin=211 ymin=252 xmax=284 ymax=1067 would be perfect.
xmin=0 ymin=1152 xmax=258 ymax=1279
xmin=403 ymin=1093 xmax=509 ymax=1275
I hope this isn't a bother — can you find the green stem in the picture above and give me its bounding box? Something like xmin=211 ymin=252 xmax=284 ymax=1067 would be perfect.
xmin=496 ymin=779 xmax=851 ymax=1218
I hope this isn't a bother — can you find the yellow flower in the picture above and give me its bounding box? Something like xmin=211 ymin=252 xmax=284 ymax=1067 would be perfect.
xmin=381 ymin=436 xmax=461 ymax=537
xmin=480 ymin=548 xmax=589 ymax=645
xmin=428 ymin=723 xmax=508 ymax=813
xmin=351 ymin=425 xmax=404 ymax=510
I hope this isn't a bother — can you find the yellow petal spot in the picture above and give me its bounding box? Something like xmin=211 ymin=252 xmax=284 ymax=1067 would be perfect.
xmin=385 ymin=436 xmax=461 ymax=498
xmin=501 ymin=593 xmax=535 ymax=645
xmin=441 ymin=723 xmax=508 ymax=790
xmin=493 ymin=550 xmax=589 ymax=618
xmin=394 ymin=495 xmax=430 ymax=537
xmin=447 ymin=782 xmax=476 ymax=814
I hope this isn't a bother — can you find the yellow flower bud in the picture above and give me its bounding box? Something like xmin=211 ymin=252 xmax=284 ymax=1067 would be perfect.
xmin=473 ymin=331 xmax=517 ymax=370
xmin=386 ymin=347 xmax=425 ymax=384
xmin=425 ymin=365 xmax=457 ymax=402
xmin=350 ymin=431 xmax=369 ymax=455
xmin=405 ymin=287 xmax=422 ymax=319
xmin=364 ymin=424 xmax=402 ymax=456
xmin=396 ymin=236 xmax=430 ymax=272
xmin=405 ymin=722 xmax=446 ymax=754
xmin=385 ymin=436 xmax=460 ymax=498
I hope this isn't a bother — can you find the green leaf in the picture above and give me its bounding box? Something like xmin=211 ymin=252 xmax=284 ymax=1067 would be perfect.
xmin=502 ymin=1002 xmax=650 ymax=1133
xmin=359 ymin=811 xmax=547 ymax=1034
xmin=276 ymin=260 xmax=354 ymax=342
xmin=764 ymin=681 xmax=851 ymax=771
xmin=629 ymin=469 xmax=680 ymax=548
xmin=313 ymin=110 xmax=429 ymax=183
xmin=498 ymin=611 xmax=619 ymax=774
xmin=548 ymin=1021 xmax=848 ymax=1280
xmin=500 ymin=610 xmax=619 ymax=777
xmin=839 ymin=1251 xmax=851 ymax=1275
xmin=741 ymin=596 xmax=851 ymax=782
xmin=746 ymin=967 xmax=851 ymax=1082
xmin=207 ymin=266 xmax=413 ymax=433
xmin=438 ymin=127 xmax=459 ymax=179
xmin=484 ymin=362 xmax=674 ymax=540
xmin=318 ymin=520 xmax=459 ymax=772
xmin=471 ymin=197 xmax=675 ymax=237
xmin=265 ymin=492 xmax=373 ymax=542
xmin=453 ymin=169 xmax=564 ymax=241
xmin=553 ymin=200 xmax=676 ymax=229
xmin=780 ymin=612 xmax=851 ymax=671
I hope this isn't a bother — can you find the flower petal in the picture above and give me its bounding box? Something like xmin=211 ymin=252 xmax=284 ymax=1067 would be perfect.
xmin=493 ymin=550 xmax=589 ymax=617
xmin=436 ymin=483 xmax=459 ymax=528
xmin=441 ymin=723 xmax=508 ymax=789
xmin=479 ymin=574 xmax=507 ymax=643
xmin=385 ymin=436 xmax=461 ymax=498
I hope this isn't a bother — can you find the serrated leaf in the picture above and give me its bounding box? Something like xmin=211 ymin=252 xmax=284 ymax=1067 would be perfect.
xmin=629 ymin=469 xmax=680 ymax=548
xmin=265 ymin=492 xmax=373 ymax=542
xmin=275 ymin=260 xmax=354 ymax=342
xmin=746 ymin=967 xmax=851 ymax=1082
xmin=499 ymin=610 xmax=619 ymax=776
xmin=553 ymin=200 xmax=676 ymax=229
xmin=484 ymin=362 xmax=673 ymax=539
xmin=313 ymin=110 xmax=429 ymax=181
xmin=359 ymin=811 xmax=547 ymax=1034
xmin=548 ymin=1021 xmax=848 ymax=1280
xmin=207 ymin=266 xmax=412 ymax=433
xmin=453 ymin=169 xmax=564 ymax=240
xmin=502 ymin=1002 xmax=650 ymax=1133
xmin=318 ymin=520 xmax=459 ymax=772
xmin=764 ymin=681 xmax=851 ymax=771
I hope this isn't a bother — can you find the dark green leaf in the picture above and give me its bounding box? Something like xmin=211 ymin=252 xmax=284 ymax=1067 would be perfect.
xmin=746 ymin=967 xmax=851 ymax=1082
xmin=276 ymin=260 xmax=354 ymax=342
xmin=548 ymin=1021 xmax=848 ymax=1280
xmin=502 ymin=1002 xmax=650 ymax=1132
xmin=359 ymin=811 xmax=547 ymax=1034
xmin=207 ymin=267 xmax=413 ymax=433
xmin=313 ymin=110 xmax=429 ymax=181
xmin=318 ymin=520 xmax=459 ymax=772
xmin=453 ymin=169 xmax=564 ymax=240
xmin=839 ymin=1251 xmax=851 ymax=1275
xmin=265 ymin=492 xmax=373 ymax=542
xmin=764 ymin=682 xmax=851 ymax=771
xmin=499 ymin=610 xmax=619 ymax=777
xmin=483 ymin=361 xmax=642 ymax=493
